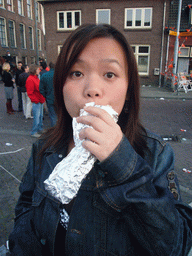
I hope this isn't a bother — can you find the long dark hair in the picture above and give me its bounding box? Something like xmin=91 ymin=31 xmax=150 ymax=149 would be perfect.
xmin=40 ymin=24 xmax=147 ymax=158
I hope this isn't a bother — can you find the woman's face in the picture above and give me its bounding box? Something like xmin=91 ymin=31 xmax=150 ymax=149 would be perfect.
xmin=36 ymin=67 xmax=40 ymax=76
xmin=63 ymin=38 xmax=128 ymax=118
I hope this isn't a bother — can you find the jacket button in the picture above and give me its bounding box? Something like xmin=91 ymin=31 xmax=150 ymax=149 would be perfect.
xmin=40 ymin=239 xmax=46 ymax=245
xmin=98 ymin=170 xmax=105 ymax=178
xmin=167 ymin=171 xmax=175 ymax=180
xmin=58 ymin=154 xmax=63 ymax=158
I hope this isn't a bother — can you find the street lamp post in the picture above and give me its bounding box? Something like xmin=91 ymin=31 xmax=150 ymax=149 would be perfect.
xmin=172 ymin=0 xmax=182 ymax=89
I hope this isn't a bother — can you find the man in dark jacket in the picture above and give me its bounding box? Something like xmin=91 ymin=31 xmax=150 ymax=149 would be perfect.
xmin=15 ymin=61 xmax=23 ymax=112
xmin=39 ymin=62 xmax=57 ymax=126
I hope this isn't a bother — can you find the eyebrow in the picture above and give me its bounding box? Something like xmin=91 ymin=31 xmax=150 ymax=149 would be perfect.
xmin=76 ymin=58 xmax=122 ymax=67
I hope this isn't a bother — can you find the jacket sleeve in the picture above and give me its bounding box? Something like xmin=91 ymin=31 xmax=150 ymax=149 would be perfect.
xmin=9 ymin=143 xmax=43 ymax=256
xmin=96 ymin=135 xmax=192 ymax=256
xmin=26 ymin=77 xmax=38 ymax=103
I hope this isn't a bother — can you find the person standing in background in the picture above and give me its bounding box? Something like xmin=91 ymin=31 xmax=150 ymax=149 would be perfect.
xmin=2 ymin=62 xmax=15 ymax=114
xmin=18 ymin=65 xmax=33 ymax=119
xmin=26 ymin=64 xmax=45 ymax=138
xmin=39 ymin=62 xmax=57 ymax=127
xmin=39 ymin=61 xmax=48 ymax=78
xmin=15 ymin=61 xmax=23 ymax=112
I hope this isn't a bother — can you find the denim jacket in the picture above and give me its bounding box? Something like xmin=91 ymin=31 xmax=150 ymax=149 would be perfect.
xmin=9 ymin=130 xmax=192 ymax=256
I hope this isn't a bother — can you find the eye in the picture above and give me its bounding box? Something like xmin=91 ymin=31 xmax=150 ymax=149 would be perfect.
xmin=105 ymin=72 xmax=116 ymax=79
xmin=70 ymin=71 xmax=83 ymax=78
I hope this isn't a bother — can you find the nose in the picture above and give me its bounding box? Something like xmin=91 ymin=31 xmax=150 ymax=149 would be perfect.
xmin=84 ymin=77 xmax=103 ymax=99
xmin=86 ymin=89 xmax=100 ymax=98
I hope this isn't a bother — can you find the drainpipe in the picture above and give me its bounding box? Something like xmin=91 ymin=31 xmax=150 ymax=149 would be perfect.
xmin=159 ymin=1 xmax=166 ymax=87
xmin=172 ymin=0 xmax=183 ymax=89
xmin=34 ymin=0 xmax=39 ymax=64
xmin=164 ymin=33 xmax=170 ymax=84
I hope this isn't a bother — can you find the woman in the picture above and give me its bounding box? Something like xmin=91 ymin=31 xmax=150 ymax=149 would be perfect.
xmin=25 ymin=64 xmax=45 ymax=137
xmin=9 ymin=24 xmax=192 ymax=255
xmin=2 ymin=62 xmax=15 ymax=114
xmin=18 ymin=65 xmax=33 ymax=119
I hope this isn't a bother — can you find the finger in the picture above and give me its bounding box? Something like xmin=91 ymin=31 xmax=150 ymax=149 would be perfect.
xmin=81 ymin=140 xmax=103 ymax=160
xmin=77 ymin=115 xmax=106 ymax=132
xmin=83 ymin=106 xmax=116 ymax=126
xmin=79 ymin=127 xmax=102 ymax=144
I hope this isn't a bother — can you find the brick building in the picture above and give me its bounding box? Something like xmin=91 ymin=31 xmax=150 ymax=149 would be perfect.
xmin=0 ymin=0 xmax=46 ymax=67
xmin=39 ymin=0 xmax=171 ymax=86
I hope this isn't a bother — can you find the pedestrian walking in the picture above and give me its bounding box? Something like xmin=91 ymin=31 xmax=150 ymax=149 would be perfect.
xmin=9 ymin=24 xmax=192 ymax=256
xmin=2 ymin=62 xmax=15 ymax=115
xmin=15 ymin=61 xmax=23 ymax=112
xmin=39 ymin=62 xmax=57 ymax=127
xmin=18 ymin=65 xmax=33 ymax=119
xmin=25 ymin=64 xmax=45 ymax=138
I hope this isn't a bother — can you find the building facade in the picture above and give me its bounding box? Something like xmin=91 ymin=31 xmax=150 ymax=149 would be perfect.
xmin=39 ymin=0 xmax=171 ymax=86
xmin=165 ymin=0 xmax=192 ymax=83
xmin=0 ymin=0 xmax=46 ymax=67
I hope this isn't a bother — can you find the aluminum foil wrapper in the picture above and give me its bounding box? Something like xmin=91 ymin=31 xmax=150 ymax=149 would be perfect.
xmin=44 ymin=102 xmax=118 ymax=204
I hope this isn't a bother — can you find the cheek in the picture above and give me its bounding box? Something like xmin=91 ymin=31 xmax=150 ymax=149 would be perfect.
xmin=113 ymin=87 xmax=128 ymax=114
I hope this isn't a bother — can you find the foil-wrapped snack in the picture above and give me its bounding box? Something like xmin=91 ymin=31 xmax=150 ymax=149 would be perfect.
xmin=44 ymin=102 xmax=118 ymax=204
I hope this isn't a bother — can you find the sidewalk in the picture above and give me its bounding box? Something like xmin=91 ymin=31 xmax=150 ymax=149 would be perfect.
xmin=141 ymin=85 xmax=192 ymax=100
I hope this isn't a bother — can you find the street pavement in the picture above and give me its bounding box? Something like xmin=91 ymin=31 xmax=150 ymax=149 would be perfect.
xmin=0 ymin=81 xmax=192 ymax=255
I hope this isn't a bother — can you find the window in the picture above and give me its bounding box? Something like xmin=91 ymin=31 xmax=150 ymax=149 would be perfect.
xmin=96 ymin=9 xmax=111 ymax=24
xmin=19 ymin=23 xmax=26 ymax=48
xmin=35 ymin=2 xmax=40 ymax=22
xmin=179 ymin=47 xmax=190 ymax=57
xmin=125 ymin=8 xmax=152 ymax=29
xmin=8 ymin=20 xmax=16 ymax=47
xmin=31 ymin=56 xmax=35 ymax=64
xmin=29 ymin=26 xmax=34 ymax=49
xmin=132 ymin=45 xmax=150 ymax=75
xmin=0 ymin=0 xmax=5 ymax=8
xmin=18 ymin=0 xmax=24 ymax=15
xmin=0 ymin=17 xmax=7 ymax=46
xmin=27 ymin=0 xmax=32 ymax=19
xmin=22 ymin=56 xmax=27 ymax=64
xmin=7 ymin=0 xmax=13 ymax=12
xmin=37 ymin=29 xmax=41 ymax=50
xmin=57 ymin=10 xmax=81 ymax=30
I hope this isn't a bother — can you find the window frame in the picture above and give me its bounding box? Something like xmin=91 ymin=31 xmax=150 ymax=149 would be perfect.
xmin=124 ymin=8 xmax=152 ymax=29
xmin=18 ymin=0 xmax=24 ymax=16
xmin=8 ymin=19 xmax=16 ymax=48
xmin=27 ymin=0 xmax=32 ymax=19
xmin=29 ymin=26 xmax=34 ymax=49
xmin=19 ymin=23 xmax=26 ymax=49
xmin=22 ymin=56 xmax=27 ymax=65
xmin=37 ymin=28 xmax=41 ymax=50
xmin=7 ymin=0 xmax=14 ymax=12
xmin=31 ymin=56 xmax=35 ymax=64
xmin=96 ymin=9 xmax=111 ymax=25
xmin=132 ymin=45 xmax=150 ymax=76
xmin=0 ymin=0 xmax=5 ymax=9
xmin=0 ymin=16 xmax=8 ymax=47
xmin=57 ymin=10 xmax=81 ymax=31
xmin=35 ymin=2 xmax=40 ymax=22
xmin=179 ymin=47 xmax=190 ymax=57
